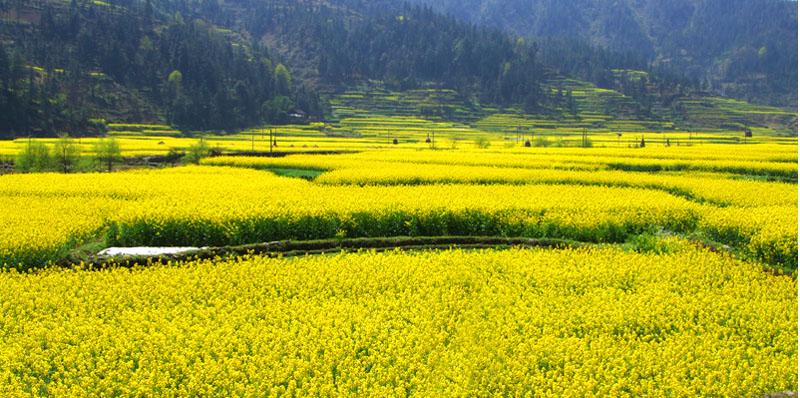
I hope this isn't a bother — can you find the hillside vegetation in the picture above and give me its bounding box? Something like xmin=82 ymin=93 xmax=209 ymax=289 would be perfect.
xmin=402 ymin=0 xmax=798 ymax=107
xmin=1 ymin=0 xmax=796 ymax=138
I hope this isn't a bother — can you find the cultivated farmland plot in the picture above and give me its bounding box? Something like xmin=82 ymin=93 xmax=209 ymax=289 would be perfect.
xmin=1 ymin=0 xmax=797 ymax=393
xmin=0 ymin=127 xmax=797 ymax=397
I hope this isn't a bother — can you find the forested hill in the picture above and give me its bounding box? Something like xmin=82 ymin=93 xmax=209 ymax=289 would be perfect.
xmin=0 ymin=0 xmax=793 ymax=138
xmin=398 ymin=0 xmax=798 ymax=108
xmin=0 ymin=0 xmax=325 ymax=137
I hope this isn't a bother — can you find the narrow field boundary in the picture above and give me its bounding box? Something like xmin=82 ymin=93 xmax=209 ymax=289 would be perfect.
xmin=66 ymin=236 xmax=584 ymax=269
xmin=62 ymin=235 xmax=797 ymax=277
xmin=218 ymin=150 xmax=359 ymax=157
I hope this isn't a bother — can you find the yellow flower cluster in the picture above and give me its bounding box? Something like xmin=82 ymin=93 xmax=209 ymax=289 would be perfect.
xmin=200 ymin=145 xmax=797 ymax=269
xmin=342 ymin=144 xmax=798 ymax=166
xmin=0 ymin=196 xmax=118 ymax=266
xmin=0 ymin=248 xmax=795 ymax=396
xmin=2 ymin=157 xmax=797 ymax=269
xmin=2 ymin=166 xmax=713 ymax=267
xmin=0 ymin=132 xmax=382 ymax=158
xmin=203 ymin=144 xmax=797 ymax=170
xmin=203 ymin=151 xmax=797 ymax=207
xmin=313 ymin=163 xmax=793 ymax=207
xmin=701 ymin=206 xmax=798 ymax=267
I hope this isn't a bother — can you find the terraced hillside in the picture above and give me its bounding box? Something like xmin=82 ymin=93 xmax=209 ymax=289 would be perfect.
xmin=327 ymin=74 xmax=796 ymax=141
xmin=674 ymin=97 xmax=798 ymax=136
xmin=329 ymin=82 xmax=484 ymax=123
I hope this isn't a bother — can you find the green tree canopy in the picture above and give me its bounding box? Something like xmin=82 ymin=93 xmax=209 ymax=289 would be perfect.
xmin=94 ymin=137 xmax=122 ymax=172
xmin=274 ymin=64 xmax=292 ymax=96
xmin=52 ymin=134 xmax=80 ymax=173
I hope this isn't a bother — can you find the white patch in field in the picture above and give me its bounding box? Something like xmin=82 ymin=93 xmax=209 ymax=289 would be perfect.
xmin=98 ymin=247 xmax=205 ymax=256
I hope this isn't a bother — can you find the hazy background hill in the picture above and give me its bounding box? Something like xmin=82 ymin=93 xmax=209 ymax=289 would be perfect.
xmin=401 ymin=0 xmax=798 ymax=107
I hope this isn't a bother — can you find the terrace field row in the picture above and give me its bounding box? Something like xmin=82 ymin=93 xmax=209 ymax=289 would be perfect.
xmin=1 ymin=164 xmax=795 ymax=270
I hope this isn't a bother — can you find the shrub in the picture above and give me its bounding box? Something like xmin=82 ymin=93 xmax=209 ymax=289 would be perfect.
xmin=15 ymin=140 xmax=53 ymax=173
xmin=185 ymin=139 xmax=211 ymax=165
xmin=52 ymin=134 xmax=80 ymax=173
xmin=533 ymin=137 xmax=552 ymax=147
xmin=165 ymin=148 xmax=185 ymax=165
xmin=474 ymin=136 xmax=491 ymax=149
xmin=94 ymin=137 xmax=122 ymax=172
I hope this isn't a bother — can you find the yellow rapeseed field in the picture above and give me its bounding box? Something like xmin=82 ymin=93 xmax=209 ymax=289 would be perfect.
xmin=1 ymin=166 xmax=709 ymax=268
xmin=1 ymin=150 xmax=797 ymax=269
xmin=0 ymin=133 xmax=796 ymax=397
xmin=0 ymin=248 xmax=795 ymax=397
xmin=203 ymin=145 xmax=798 ymax=175
xmin=203 ymin=156 xmax=795 ymax=207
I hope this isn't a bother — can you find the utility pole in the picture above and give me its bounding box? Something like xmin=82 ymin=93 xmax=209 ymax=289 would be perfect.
xmin=743 ymin=124 xmax=749 ymax=144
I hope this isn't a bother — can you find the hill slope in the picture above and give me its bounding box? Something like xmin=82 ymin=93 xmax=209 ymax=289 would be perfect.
xmin=400 ymin=0 xmax=798 ymax=107
xmin=0 ymin=0 xmax=324 ymax=137
xmin=1 ymin=0 xmax=796 ymax=138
